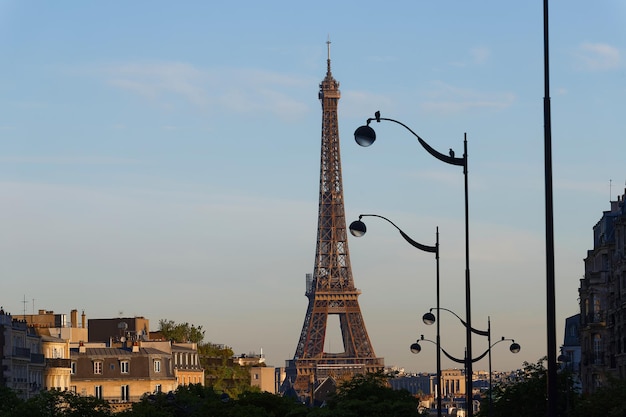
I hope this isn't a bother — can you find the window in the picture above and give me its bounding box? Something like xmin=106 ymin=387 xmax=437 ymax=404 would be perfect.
xmin=593 ymin=334 xmax=603 ymax=364
xmin=121 ymin=385 xmax=129 ymax=402
xmin=120 ymin=361 xmax=129 ymax=374
xmin=154 ymin=360 xmax=161 ymax=373
xmin=94 ymin=385 xmax=103 ymax=399
xmin=93 ymin=361 xmax=102 ymax=375
xmin=70 ymin=362 xmax=76 ymax=375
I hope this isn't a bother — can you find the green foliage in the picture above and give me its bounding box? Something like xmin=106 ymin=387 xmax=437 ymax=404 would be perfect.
xmin=0 ymin=389 xmax=112 ymax=417
xmin=0 ymin=386 xmax=21 ymax=415
xmin=571 ymin=376 xmax=626 ymax=417
xmin=121 ymin=384 xmax=225 ymax=417
xmin=197 ymin=342 xmax=251 ymax=397
xmin=158 ymin=319 xmax=205 ymax=343
xmin=198 ymin=342 xmax=234 ymax=358
xmin=157 ymin=319 xmax=250 ymax=396
xmin=119 ymin=384 xmax=306 ymax=417
xmin=309 ymin=372 xmax=424 ymax=417
xmin=476 ymin=357 xmax=579 ymax=417
xmin=233 ymin=391 xmax=307 ymax=417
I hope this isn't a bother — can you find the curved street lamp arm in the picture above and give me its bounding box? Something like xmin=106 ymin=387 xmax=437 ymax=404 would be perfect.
xmin=491 ymin=337 xmax=515 ymax=349
xmin=420 ymin=335 xmax=468 ymax=365
xmin=471 ymin=349 xmax=490 ymax=363
xmin=421 ymin=340 xmax=488 ymax=364
xmin=470 ymin=338 xmax=519 ymax=363
xmin=366 ymin=113 xmax=465 ymax=167
xmin=440 ymin=347 xmax=465 ymax=364
xmin=358 ymin=214 xmax=437 ymax=254
xmin=433 ymin=307 xmax=490 ymax=337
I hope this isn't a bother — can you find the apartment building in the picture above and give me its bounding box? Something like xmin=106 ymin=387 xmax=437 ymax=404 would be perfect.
xmin=41 ymin=334 xmax=72 ymax=391
xmin=70 ymin=341 xmax=177 ymax=406
xmin=0 ymin=308 xmax=46 ymax=399
xmin=172 ymin=343 xmax=204 ymax=386
xmin=2 ymin=308 xmax=205 ymax=406
xmin=579 ymin=188 xmax=626 ymax=393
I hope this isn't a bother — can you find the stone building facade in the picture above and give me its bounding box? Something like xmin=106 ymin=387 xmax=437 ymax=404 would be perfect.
xmin=579 ymin=188 xmax=626 ymax=393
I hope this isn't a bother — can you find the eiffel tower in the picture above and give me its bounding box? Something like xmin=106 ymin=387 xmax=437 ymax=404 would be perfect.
xmin=284 ymin=41 xmax=384 ymax=404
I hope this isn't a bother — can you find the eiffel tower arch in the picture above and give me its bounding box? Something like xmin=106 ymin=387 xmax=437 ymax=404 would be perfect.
xmin=283 ymin=41 xmax=384 ymax=404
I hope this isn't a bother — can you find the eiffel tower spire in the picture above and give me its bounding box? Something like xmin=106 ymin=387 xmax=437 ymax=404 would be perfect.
xmin=283 ymin=41 xmax=384 ymax=404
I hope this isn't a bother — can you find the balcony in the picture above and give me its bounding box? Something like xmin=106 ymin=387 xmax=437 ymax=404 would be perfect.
xmin=30 ymin=354 xmax=45 ymax=364
xmin=46 ymin=358 xmax=71 ymax=368
xmin=584 ymin=311 xmax=607 ymax=327
xmin=12 ymin=347 xmax=30 ymax=359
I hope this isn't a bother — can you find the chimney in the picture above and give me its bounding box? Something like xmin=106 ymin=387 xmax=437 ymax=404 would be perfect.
xmin=79 ymin=341 xmax=86 ymax=354
xmin=132 ymin=342 xmax=140 ymax=353
xmin=71 ymin=310 xmax=78 ymax=328
xmin=81 ymin=311 xmax=86 ymax=329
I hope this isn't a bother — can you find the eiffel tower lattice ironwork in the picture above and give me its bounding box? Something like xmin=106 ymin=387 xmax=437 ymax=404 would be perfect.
xmin=286 ymin=41 xmax=384 ymax=403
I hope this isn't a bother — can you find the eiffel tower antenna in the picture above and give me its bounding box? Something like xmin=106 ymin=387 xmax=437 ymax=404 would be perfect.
xmin=282 ymin=42 xmax=383 ymax=405
xmin=326 ymin=35 xmax=332 ymax=75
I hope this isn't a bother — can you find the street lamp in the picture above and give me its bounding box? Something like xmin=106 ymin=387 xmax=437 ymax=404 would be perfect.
xmin=411 ymin=335 xmax=473 ymax=412
xmin=423 ymin=306 xmax=488 ymax=415
xmin=354 ymin=112 xmax=475 ymax=416
xmin=487 ymin=336 xmax=521 ymax=417
xmin=348 ymin=214 xmax=443 ymax=417
xmin=418 ymin=314 xmax=520 ymax=417
xmin=543 ymin=1 xmax=558 ymax=416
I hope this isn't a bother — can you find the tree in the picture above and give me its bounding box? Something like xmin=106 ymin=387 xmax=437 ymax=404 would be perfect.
xmin=7 ymin=390 xmax=112 ymax=417
xmin=230 ymin=391 xmax=307 ymax=417
xmin=571 ymin=376 xmax=626 ymax=417
xmin=121 ymin=384 xmax=306 ymax=417
xmin=309 ymin=372 xmax=425 ymax=417
xmin=0 ymin=386 xmax=22 ymax=416
xmin=476 ymin=357 xmax=579 ymax=417
xmin=158 ymin=319 xmax=205 ymax=343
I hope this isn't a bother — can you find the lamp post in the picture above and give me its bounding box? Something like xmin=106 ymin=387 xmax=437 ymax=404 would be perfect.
xmin=422 ymin=306 xmax=487 ymax=414
xmin=354 ymin=111 xmax=476 ymax=416
xmin=412 ymin=332 xmax=520 ymax=417
xmin=543 ymin=1 xmax=558 ymax=416
xmin=348 ymin=214 xmax=441 ymax=417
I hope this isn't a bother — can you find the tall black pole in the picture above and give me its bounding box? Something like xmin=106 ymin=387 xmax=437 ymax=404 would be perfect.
xmin=435 ymin=227 xmax=442 ymax=417
xmin=543 ymin=0 xmax=558 ymax=416
xmin=488 ymin=318 xmax=493 ymax=417
xmin=463 ymin=134 xmax=473 ymax=417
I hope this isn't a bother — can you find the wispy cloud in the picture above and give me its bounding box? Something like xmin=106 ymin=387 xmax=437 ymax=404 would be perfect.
xmin=469 ymin=46 xmax=491 ymax=65
xmin=94 ymin=62 xmax=313 ymax=120
xmin=420 ymin=81 xmax=515 ymax=114
xmin=574 ymin=42 xmax=621 ymax=71
xmin=451 ymin=46 xmax=491 ymax=67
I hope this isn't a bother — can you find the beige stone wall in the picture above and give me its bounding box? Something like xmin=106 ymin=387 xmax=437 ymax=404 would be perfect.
xmin=175 ymin=369 xmax=204 ymax=386
xmin=250 ymin=367 xmax=276 ymax=393
xmin=73 ymin=378 xmax=177 ymax=402
xmin=46 ymin=368 xmax=71 ymax=391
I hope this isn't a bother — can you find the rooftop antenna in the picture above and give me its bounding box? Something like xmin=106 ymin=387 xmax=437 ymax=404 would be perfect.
xmin=22 ymin=295 xmax=28 ymax=317
xmin=610 ymin=179 xmax=613 ymax=201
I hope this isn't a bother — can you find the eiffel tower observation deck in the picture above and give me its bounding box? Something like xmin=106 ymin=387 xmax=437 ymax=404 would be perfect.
xmin=282 ymin=41 xmax=384 ymax=405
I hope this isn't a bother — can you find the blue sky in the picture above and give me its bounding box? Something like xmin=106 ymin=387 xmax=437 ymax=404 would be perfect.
xmin=1 ymin=1 xmax=625 ymax=373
